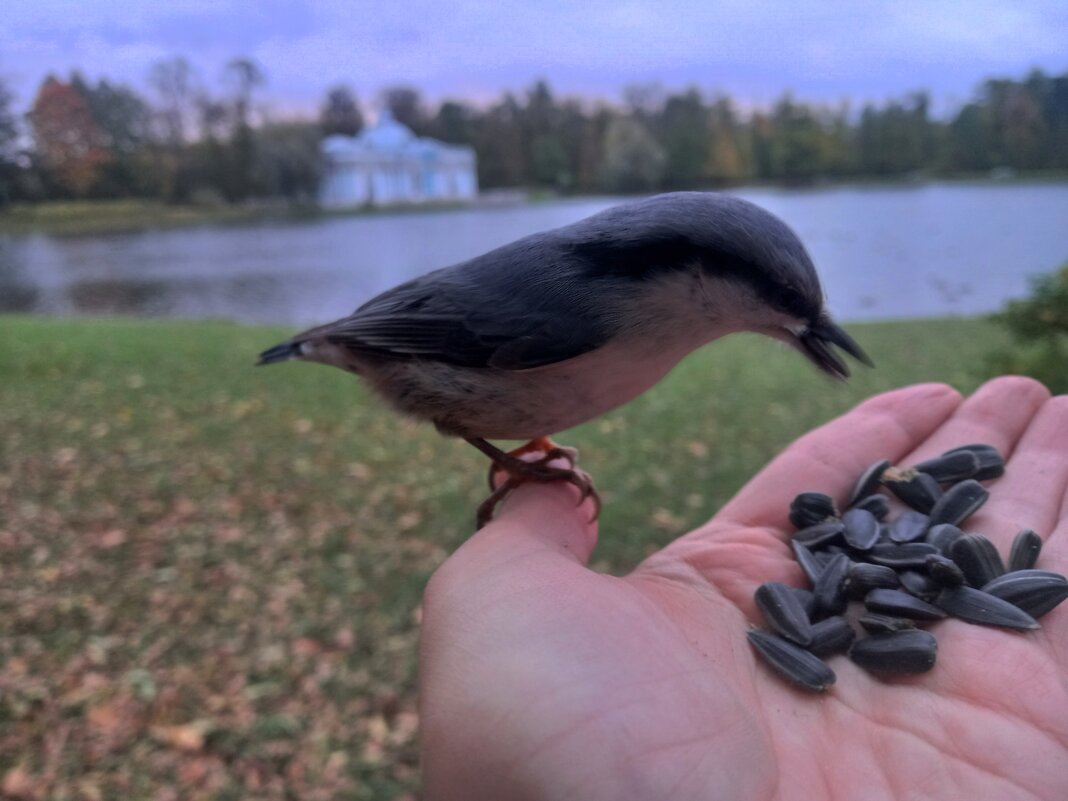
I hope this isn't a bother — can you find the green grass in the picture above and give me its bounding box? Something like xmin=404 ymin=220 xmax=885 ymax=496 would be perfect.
xmin=0 ymin=199 xmax=281 ymax=236
xmin=0 ymin=198 xmax=479 ymax=237
xmin=0 ymin=315 xmax=1008 ymax=798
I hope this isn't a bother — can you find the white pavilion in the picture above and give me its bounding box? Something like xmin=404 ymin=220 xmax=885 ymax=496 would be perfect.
xmin=318 ymin=111 xmax=478 ymax=208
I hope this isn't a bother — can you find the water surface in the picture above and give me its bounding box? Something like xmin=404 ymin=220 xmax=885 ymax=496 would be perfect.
xmin=2 ymin=183 xmax=1067 ymax=326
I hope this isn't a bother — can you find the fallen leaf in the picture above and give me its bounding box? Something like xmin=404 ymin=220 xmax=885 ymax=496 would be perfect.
xmin=150 ymin=721 xmax=212 ymax=752
xmin=2 ymin=767 xmax=36 ymax=799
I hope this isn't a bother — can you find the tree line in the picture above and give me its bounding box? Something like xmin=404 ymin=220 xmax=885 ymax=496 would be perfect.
xmin=0 ymin=57 xmax=1066 ymax=206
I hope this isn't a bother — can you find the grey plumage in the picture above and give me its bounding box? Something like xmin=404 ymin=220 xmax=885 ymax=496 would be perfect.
xmin=259 ymin=192 xmax=870 ymax=441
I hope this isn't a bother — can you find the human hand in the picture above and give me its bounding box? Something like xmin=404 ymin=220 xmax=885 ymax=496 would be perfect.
xmin=419 ymin=378 xmax=1068 ymax=801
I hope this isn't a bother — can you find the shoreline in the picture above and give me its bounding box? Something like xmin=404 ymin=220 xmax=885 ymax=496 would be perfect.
xmin=3 ymin=174 xmax=1068 ymax=237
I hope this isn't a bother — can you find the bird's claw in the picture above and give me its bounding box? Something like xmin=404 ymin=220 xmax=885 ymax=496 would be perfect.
xmin=476 ymin=439 xmax=599 ymax=529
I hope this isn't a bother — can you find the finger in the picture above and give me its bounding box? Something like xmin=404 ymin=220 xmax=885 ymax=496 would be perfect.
xmin=717 ymin=383 xmax=962 ymax=529
xmin=964 ymin=392 xmax=1068 ymax=551
xmin=490 ymin=471 xmax=600 ymax=566
xmin=447 ymin=457 xmax=599 ymax=581
xmin=888 ymin=376 xmax=1051 ymax=549
xmin=897 ymin=376 xmax=1050 ymax=468
xmin=1003 ymin=394 xmax=1068 ymax=551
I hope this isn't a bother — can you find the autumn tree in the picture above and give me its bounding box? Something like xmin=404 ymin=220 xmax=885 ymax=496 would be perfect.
xmin=705 ymin=96 xmax=749 ymax=183
xmin=72 ymin=74 xmax=155 ymax=196
xmin=28 ymin=76 xmax=111 ymax=196
xmin=320 ymin=86 xmax=363 ymax=137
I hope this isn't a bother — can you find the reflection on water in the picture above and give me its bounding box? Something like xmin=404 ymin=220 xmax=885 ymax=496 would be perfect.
xmin=2 ymin=183 xmax=1068 ymax=326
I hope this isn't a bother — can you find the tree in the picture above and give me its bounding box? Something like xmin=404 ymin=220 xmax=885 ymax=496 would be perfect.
xmin=381 ymin=86 xmax=427 ymax=134
xmin=599 ymin=115 xmax=665 ymax=192
xmin=72 ymin=75 xmax=155 ymax=196
xmin=28 ymin=76 xmax=111 ymax=196
xmin=319 ymin=86 xmax=363 ymax=137
xmin=150 ymin=56 xmax=195 ymax=145
xmin=986 ymin=264 xmax=1068 ymax=393
xmin=622 ymin=82 xmax=665 ymax=120
xmin=223 ymin=57 xmax=265 ymax=200
xmin=254 ymin=119 xmax=321 ymax=200
xmin=658 ymin=88 xmax=711 ymax=188
xmin=522 ymin=81 xmax=570 ymax=188
xmin=473 ymin=94 xmax=525 ymax=188
xmin=428 ymin=100 xmax=476 ymax=145
xmin=149 ymin=56 xmax=196 ymax=200
xmin=765 ymin=95 xmax=830 ymax=182
xmin=0 ymin=75 xmax=19 ymax=204
xmin=705 ymin=96 xmax=749 ymax=184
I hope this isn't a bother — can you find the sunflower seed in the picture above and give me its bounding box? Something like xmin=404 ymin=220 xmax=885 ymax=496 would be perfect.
xmin=748 ymin=629 xmax=837 ymax=692
xmin=858 ymin=613 xmax=918 ymax=634
xmin=852 ymin=493 xmax=891 ymax=520
xmin=868 ymin=542 xmax=939 ymax=569
xmin=849 ymin=630 xmax=938 ymax=674
xmin=792 ymin=587 xmax=819 ymax=619
xmin=789 ymin=492 xmax=839 ymax=530
xmin=845 ymin=563 xmax=900 ymax=599
xmin=791 ymin=540 xmax=824 ymax=586
xmin=925 ymin=553 xmax=965 ymax=587
xmin=935 ymin=585 xmax=1039 ymax=630
xmin=899 ymin=570 xmax=939 ymax=602
xmin=813 ymin=553 xmax=852 ymax=618
xmin=928 ymin=479 xmax=989 ymax=527
xmin=912 ymin=451 xmax=981 ymax=484
xmin=883 ymin=469 xmax=943 ymax=513
xmin=889 ymin=510 xmax=930 ymax=543
xmin=842 ymin=508 xmax=880 ymax=551
xmin=865 ymin=588 xmax=947 ymax=620
xmin=1008 ymin=529 xmax=1042 ymax=572
xmin=850 ymin=459 xmax=890 ymax=505
xmin=925 ymin=523 xmax=964 ymax=553
xmin=793 ymin=520 xmax=846 ymax=548
xmin=981 ymin=571 xmax=1068 ymax=619
xmin=755 ymin=582 xmax=815 ymax=645
xmin=950 ymin=533 xmax=1005 ymax=587
xmin=943 ymin=444 xmax=1005 ymax=481
xmin=807 ymin=616 xmax=856 ymax=658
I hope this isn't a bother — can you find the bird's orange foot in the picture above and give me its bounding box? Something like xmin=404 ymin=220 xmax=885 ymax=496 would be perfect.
xmin=470 ymin=436 xmax=600 ymax=529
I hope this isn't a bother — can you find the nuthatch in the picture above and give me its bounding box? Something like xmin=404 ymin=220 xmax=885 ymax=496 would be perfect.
xmin=258 ymin=192 xmax=871 ymax=526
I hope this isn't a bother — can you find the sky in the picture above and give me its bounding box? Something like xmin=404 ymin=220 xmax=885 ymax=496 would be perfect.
xmin=2 ymin=0 xmax=1067 ymax=116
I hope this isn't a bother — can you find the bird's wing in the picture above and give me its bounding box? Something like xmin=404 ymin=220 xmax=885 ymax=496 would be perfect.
xmin=309 ymin=266 xmax=613 ymax=370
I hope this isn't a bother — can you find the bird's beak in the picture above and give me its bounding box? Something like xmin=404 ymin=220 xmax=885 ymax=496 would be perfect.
xmin=795 ymin=319 xmax=874 ymax=379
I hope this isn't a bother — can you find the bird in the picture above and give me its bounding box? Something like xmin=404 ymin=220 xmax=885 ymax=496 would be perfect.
xmin=258 ymin=192 xmax=871 ymax=527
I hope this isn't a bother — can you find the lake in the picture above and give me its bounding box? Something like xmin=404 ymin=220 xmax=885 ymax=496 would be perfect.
xmin=2 ymin=182 xmax=1067 ymax=326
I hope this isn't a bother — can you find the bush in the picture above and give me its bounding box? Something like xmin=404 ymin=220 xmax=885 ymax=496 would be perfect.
xmin=986 ymin=264 xmax=1068 ymax=393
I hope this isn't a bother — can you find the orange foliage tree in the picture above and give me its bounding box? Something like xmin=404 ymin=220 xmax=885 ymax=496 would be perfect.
xmin=28 ymin=77 xmax=111 ymax=196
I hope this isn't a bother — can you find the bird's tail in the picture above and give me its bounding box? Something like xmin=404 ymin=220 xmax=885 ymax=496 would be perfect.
xmin=256 ymin=341 xmax=302 ymax=366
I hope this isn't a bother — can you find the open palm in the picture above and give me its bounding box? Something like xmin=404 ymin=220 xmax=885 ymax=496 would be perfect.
xmin=420 ymin=378 xmax=1068 ymax=801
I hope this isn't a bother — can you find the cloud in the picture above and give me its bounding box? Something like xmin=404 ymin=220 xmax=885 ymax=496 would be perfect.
xmin=1 ymin=0 xmax=1065 ymax=112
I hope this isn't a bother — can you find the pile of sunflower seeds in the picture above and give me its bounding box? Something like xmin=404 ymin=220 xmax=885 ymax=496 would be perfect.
xmin=748 ymin=443 xmax=1068 ymax=692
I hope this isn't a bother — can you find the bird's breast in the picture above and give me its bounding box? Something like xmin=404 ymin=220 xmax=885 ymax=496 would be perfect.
xmin=363 ymin=333 xmax=708 ymax=441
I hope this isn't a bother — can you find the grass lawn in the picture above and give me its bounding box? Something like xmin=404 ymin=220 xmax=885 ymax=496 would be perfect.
xmin=0 ymin=199 xmax=471 ymax=237
xmin=0 ymin=200 xmax=277 ymax=236
xmin=0 ymin=314 xmax=1009 ymax=799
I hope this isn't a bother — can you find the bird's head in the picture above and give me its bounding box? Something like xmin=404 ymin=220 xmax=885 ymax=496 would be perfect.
xmin=690 ymin=193 xmax=872 ymax=379
xmin=634 ymin=192 xmax=872 ymax=379
xmin=571 ymin=192 xmax=872 ymax=378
